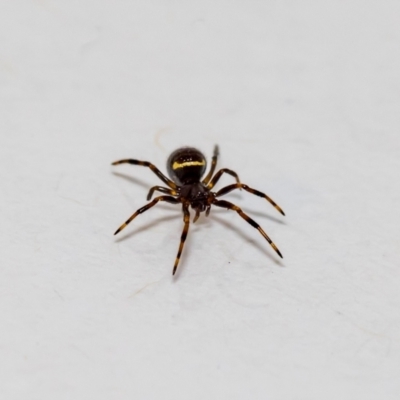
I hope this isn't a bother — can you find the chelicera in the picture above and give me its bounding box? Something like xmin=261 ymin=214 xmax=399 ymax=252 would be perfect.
xmin=112 ymin=145 xmax=285 ymax=275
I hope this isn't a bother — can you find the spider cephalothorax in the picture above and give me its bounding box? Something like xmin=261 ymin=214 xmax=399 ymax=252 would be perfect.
xmin=112 ymin=145 xmax=285 ymax=275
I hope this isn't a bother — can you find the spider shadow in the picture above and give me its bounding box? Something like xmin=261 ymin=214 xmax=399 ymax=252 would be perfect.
xmin=210 ymin=214 xmax=284 ymax=266
xmin=113 ymin=207 xmax=193 ymax=279
xmin=214 ymin=191 xmax=287 ymax=225
xmin=114 ymin=212 xmax=180 ymax=243
xmin=113 ymin=197 xmax=285 ymax=275
xmin=211 ymin=206 xmax=286 ymax=225
xmin=111 ymin=171 xmax=151 ymax=191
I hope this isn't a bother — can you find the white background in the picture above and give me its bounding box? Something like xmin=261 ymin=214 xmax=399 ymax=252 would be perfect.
xmin=1 ymin=1 xmax=400 ymax=399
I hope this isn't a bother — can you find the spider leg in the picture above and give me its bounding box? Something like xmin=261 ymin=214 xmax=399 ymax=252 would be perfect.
xmin=147 ymin=186 xmax=178 ymax=201
xmin=215 ymin=183 xmax=285 ymax=216
xmin=114 ymin=195 xmax=180 ymax=235
xmin=202 ymin=144 xmax=219 ymax=185
xmin=112 ymin=159 xmax=177 ymax=189
xmin=212 ymin=199 xmax=283 ymax=258
xmin=173 ymin=204 xmax=190 ymax=275
xmin=207 ymin=168 xmax=241 ymax=190
xmin=193 ymin=209 xmax=200 ymax=223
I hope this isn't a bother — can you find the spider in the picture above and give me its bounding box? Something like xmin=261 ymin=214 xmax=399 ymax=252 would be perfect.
xmin=112 ymin=145 xmax=285 ymax=275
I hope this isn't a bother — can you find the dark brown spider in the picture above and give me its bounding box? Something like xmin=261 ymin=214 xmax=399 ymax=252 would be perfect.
xmin=112 ymin=145 xmax=285 ymax=275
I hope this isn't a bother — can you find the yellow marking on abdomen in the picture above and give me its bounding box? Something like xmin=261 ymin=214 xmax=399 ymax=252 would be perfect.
xmin=172 ymin=160 xmax=205 ymax=170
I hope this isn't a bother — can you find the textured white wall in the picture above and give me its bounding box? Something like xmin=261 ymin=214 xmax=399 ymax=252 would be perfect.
xmin=1 ymin=1 xmax=400 ymax=399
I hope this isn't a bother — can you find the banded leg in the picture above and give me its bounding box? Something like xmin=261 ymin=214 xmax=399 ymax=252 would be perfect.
xmin=114 ymin=196 xmax=180 ymax=235
xmin=112 ymin=159 xmax=177 ymax=189
xmin=215 ymin=183 xmax=285 ymax=216
xmin=202 ymin=145 xmax=219 ymax=185
xmin=173 ymin=204 xmax=190 ymax=275
xmin=147 ymin=186 xmax=178 ymax=201
xmin=207 ymin=168 xmax=241 ymax=190
xmin=193 ymin=209 xmax=200 ymax=223
xmin=213 ymin=199 xmax=283 ymax=258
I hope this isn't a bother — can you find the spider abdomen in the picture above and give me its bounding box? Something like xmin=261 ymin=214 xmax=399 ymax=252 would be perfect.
xmin=167 ymin=147 xmax=207 ymax=185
